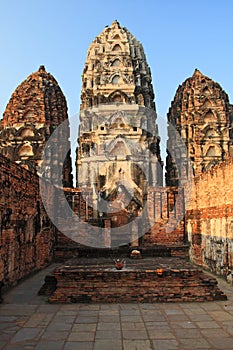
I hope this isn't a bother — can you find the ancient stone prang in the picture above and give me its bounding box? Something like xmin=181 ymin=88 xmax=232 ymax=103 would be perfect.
xmin=166 ymin=69 xmax=233 ymax=186
xmin=76 ymin=21 xmax=163 ymax=228
xmin=0 ymin=65 xmax=73 ymax=187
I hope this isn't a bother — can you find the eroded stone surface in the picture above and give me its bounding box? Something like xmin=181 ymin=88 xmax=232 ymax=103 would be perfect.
xmin=0 ymin=65 xmax=72 ymax=187
xmin=76 ymin=21 xmax=163 ymax=233
xmin=80 ymin=20 xmax=155 ymax=110
xmin=45 ymin=257 xmax=227 ymax=303
xmin=187 ymin=157 xmax=233 ymax=277
xmin=166 ymin=69 xmax=233 ymax=185
xmin=0 ymin=154 xmax=55 ymax=288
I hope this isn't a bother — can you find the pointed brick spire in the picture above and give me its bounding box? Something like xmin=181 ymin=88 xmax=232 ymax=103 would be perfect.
xmin=80 ymin=20 xmax=155 ymax=109
xmin=0 ymin=67 xmax=73 ymax=186
xmin=166 ymin=70 xmax=233 ymax=185
xmin=192 ymin=68 xmax=203 ymax=77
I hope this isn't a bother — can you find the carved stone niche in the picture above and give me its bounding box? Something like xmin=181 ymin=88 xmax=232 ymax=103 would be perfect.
xmin=18 ymin=142 xmax=34 ymax=158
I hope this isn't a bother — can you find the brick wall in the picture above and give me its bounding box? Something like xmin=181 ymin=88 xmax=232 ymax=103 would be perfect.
xmin=0 ymin=154 xmax=55 ymax=288
xmin=143 ymin=186 xmax=185 ymax=246
xmin=186 ymin=158 xmax=233 ymax=279
xmin=53 ymin=188 xmax=96 ymax=260
xmin=54 ymin=186 xmax=187 ymax=260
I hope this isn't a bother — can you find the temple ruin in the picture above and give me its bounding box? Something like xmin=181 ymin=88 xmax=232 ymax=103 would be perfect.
xmin=0 ymin=20 xmax=233 ymax=302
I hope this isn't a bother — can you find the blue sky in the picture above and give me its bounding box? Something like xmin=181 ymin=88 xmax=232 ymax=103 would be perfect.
xmin=0 ymin=0 xmax=233 ymax=162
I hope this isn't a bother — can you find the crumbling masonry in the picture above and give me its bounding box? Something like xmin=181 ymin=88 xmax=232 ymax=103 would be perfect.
xmin=0 ymin=20 xmax=233 ymax=290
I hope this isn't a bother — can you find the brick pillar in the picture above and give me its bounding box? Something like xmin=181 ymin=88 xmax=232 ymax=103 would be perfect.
xmin=103 ymin=219 xmax=111 ymax=247
xmin=131 ymin=220 xmax=139 ymax=246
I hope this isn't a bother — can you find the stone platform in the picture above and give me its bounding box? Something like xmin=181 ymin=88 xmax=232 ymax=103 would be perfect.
xmin=54 ymin=244 xmax=190 ymax=261
xmin=39 ymin=257 xmax=227 ymax=303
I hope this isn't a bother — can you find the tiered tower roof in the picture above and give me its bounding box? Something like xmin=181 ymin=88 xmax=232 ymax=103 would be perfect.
xmin=80 ymin=20 xmax=155 ymax=110
xmin=0 ymin=66 xmax=73 ymax=186
xmin=2 ymin=65 xmax=68 ymax=128
xmin=166 ymin=69 xmax=233 ymax=185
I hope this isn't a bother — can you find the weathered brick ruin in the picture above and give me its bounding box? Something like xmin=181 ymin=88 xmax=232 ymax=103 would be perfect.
xmin=0 ymin=65 xmax=73 ymax=291
xmin=0 ymin=20 xmax=232 ymax=301
xmin=166 ymin=68 xmax=233 ymax=281
xmin=187 ymin=157 xmax=233 ymax=279
xmin=0 ymin=153 xmax=55 ymax=287
xmin=76 ymin=20 xmax=163 ymax=226
xmin=166 ymin=68 xmax=233 ymax=185
xmin=0 ymin=65 xmax=73 ymax=187
xmin=48 ymin=257 xmax=226 ymax=303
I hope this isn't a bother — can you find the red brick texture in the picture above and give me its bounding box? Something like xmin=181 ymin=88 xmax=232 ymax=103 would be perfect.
xmin=187 ymin=158 xmax=233 ymax=278
xmin=143 ymin=187 xmax=185 ymax=246
xmin=53 ymin=186 xmax=187 ymax=261
xmin=0 ymin=65 xmax=73 ymax=186
xmin=48 ymin=259 xmax=226 ymax=303
xmin=0 ymin=154 xmax=55 ymax=288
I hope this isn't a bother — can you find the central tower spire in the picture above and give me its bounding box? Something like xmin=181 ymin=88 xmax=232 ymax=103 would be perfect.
xmin=80 ymin=20 xmax=155 ymax=109
xmin=76 ymin=21 xmax=162 ymax=234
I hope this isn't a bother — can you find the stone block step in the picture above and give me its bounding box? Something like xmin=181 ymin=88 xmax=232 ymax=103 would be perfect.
xmin=39 ymin=257 xmax=227 ymax=303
